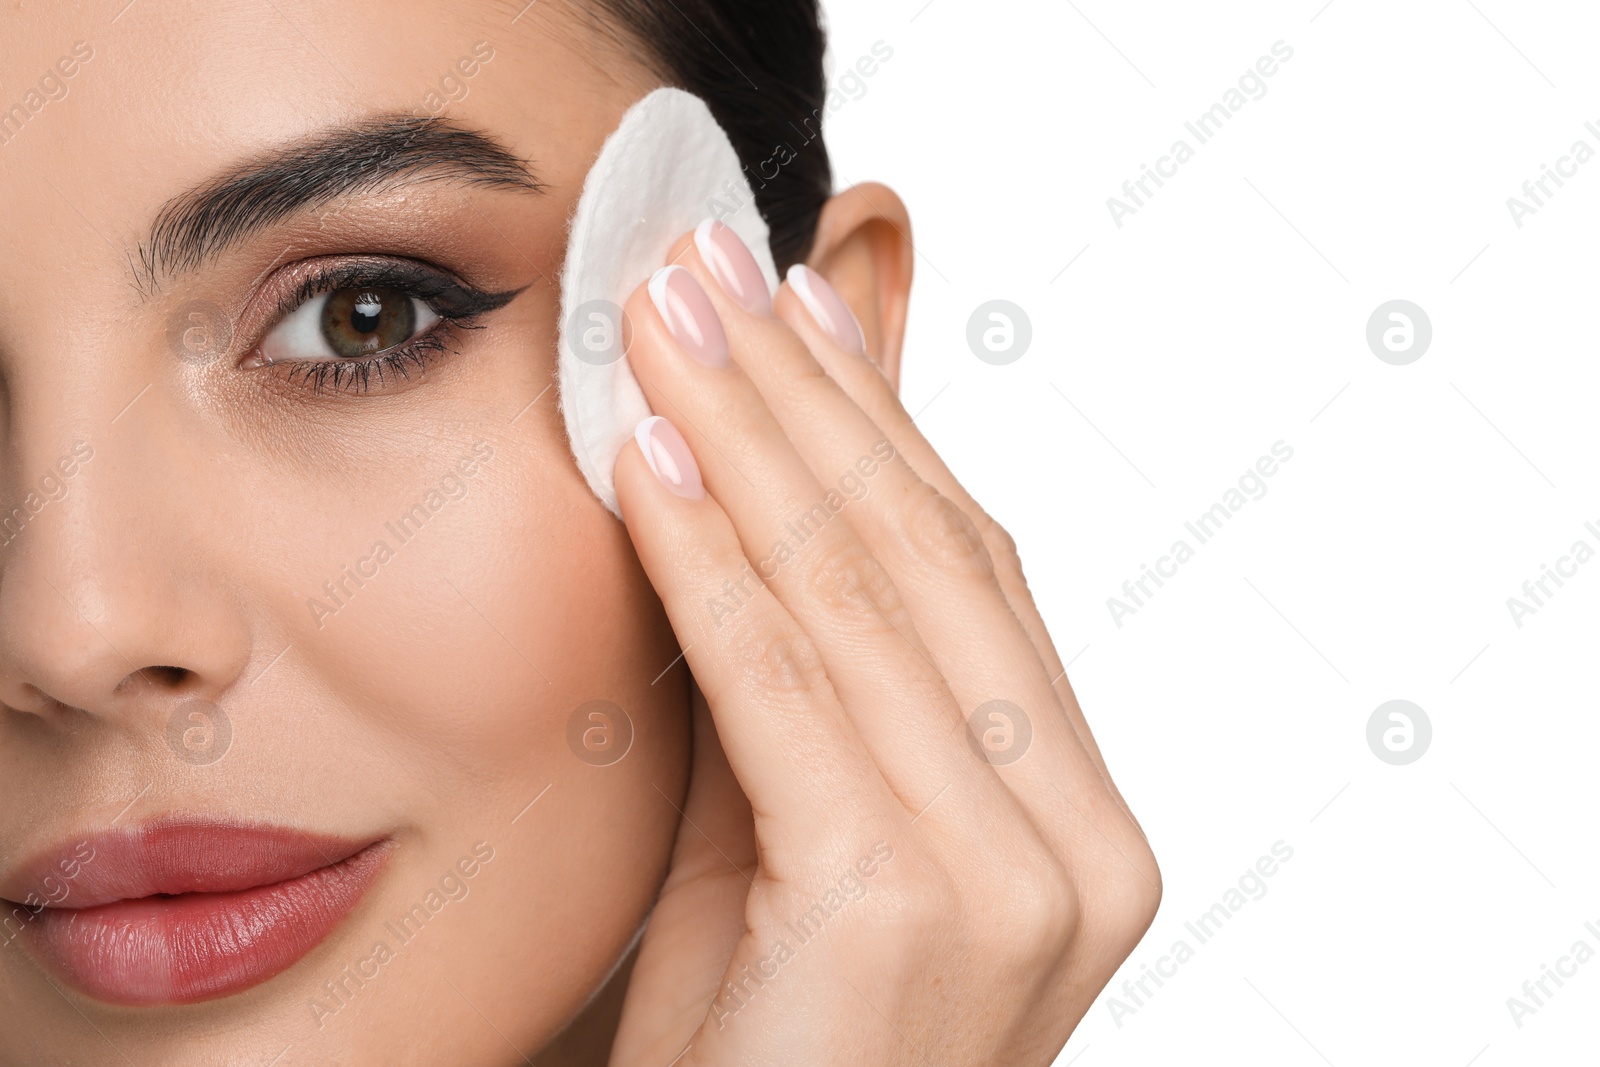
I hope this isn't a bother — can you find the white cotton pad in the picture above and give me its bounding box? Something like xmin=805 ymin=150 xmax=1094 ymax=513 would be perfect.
xmin=558 ymin=87 xmax=779 ymax=517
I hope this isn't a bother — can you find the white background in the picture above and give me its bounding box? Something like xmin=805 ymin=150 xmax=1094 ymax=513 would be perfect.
xmin=818 ymin=1 xmax=1600 ymax=1063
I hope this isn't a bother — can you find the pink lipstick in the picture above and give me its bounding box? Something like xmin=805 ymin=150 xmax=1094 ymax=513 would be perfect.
xmin=1 ymin=821 xmax=389 ymax=1005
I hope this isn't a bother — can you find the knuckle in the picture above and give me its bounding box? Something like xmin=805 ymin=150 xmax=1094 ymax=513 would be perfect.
xmin=898 ymin=485 xmax=995 ymax=579
xmin=983 ymin=849 xmax=1080 ymax=964
xmin=1109 ymin=840 xmax=1164 ymax=933
xmin=760 ymin=845 xmax=953 ymax=966
xmin=1070 ymin=820 xmax=1162 ymax=956
xmin=694 ymin=377 xmax=782 ymax=464
xmin=804 ymin=536 xmax=906 ymax=627
xmin=1021 ymin=852 xmax=1081 ymax=945
xmin=862 ymin=853 xmax=959 ymax=945
xmin=724 ymin=619 xmax=830 ymax=700
xmin=974 ymin=507 xmax=1023 ymax=575
xmin=721 ymin=406 xmax=773 ymax=463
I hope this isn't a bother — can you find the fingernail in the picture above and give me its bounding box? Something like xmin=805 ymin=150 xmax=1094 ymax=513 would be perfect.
xmin=635 ymin=416 xmax=704 ymax=500
xmin=786 ymin=264 xmax=865 ymax=355
xmin=694 ymin=219 xmax=773 ymax=315
xmin=648 ymin=265 xmax=729 ymax=368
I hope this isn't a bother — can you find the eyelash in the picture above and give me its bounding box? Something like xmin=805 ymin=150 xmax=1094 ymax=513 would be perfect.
xmin=255 ymin=260 xmax=518 ymax=396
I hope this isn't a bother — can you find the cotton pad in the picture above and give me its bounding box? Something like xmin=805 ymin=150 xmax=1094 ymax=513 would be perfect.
xmin=558 ymin=87 xmax=778 ymax=517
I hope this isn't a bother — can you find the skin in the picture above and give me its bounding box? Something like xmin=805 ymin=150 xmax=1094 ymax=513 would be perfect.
xmin=604 ymin=209 xmax=1161 ymax=1064
xmin=0 ymin=1 xmax=1159 ymax=1064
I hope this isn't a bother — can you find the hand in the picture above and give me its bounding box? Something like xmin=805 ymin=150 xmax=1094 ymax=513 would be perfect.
xmin=605 ymin=211 xmax=1160 ymax=1066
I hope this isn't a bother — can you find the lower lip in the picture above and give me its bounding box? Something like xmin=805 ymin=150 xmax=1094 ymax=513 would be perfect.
xmin=17 ymin=843 xmax=388 ymax=1006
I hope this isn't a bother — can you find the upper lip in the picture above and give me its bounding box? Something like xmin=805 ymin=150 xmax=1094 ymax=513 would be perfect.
xmin=0 ymin=820 xmax=381 ymax=910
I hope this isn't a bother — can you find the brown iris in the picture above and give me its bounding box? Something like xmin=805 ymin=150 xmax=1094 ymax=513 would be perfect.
xmin=320 ymin=287 xmax=417 ymax=358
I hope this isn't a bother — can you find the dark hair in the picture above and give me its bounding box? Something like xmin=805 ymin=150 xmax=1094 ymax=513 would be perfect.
xmin=591 ymin=0 xmax=833 ymax=270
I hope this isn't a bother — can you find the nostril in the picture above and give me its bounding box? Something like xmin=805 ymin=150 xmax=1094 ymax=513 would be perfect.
xmin=14 ymin=682 xmax=87 ymax=717
xmin=127 ymin=666 xmax=192 ymax=691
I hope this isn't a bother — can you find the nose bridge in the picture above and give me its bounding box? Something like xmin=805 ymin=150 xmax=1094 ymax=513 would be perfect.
xmin=0 ymin=390 xmax=253 ymax=716
xmin=0 ymin=435 xmax=95 ymax=551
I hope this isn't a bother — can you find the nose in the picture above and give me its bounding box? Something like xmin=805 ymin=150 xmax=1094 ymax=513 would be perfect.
xmin=0 ymin=418 xmax=252 ymax=725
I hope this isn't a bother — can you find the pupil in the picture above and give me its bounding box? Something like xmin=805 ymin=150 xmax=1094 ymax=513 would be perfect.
xmin=321 ymin=286 xmax=417 ymax=359
xmin=350 ymin=292 xmax=383 ymax=333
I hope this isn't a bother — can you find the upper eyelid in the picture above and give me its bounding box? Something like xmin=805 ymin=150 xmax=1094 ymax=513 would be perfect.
xmin=240 ymin=255 xmax=519 ymax=358
xmin=277 ymin=259 xmax=469 ymax=314
xmin=280 ymin=259 xmax=521 ymax=315
xmin=248 ymin=256 xmax=442 ymax=329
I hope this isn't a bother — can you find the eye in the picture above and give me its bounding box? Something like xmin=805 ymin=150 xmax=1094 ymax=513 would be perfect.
xmin=259 ymin=286 xmax=441 ymax=363
xmin=239 ymin=259 xmax=525 ymax=396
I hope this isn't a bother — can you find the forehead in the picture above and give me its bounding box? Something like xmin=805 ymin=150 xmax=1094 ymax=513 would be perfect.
xmin=0 ymin=1 xmax=641 ymax=295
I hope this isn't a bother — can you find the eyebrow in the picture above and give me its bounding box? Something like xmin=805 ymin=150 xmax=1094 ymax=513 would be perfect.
xmin=135 ymin=115 xmax=544 ymax=292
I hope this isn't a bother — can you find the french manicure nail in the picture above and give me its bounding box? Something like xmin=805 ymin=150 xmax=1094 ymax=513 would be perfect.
xmin=648 ymin=265 xmax=729 ymax=368
xmin=694 ymin=218 xmax=773 ymax=315
xmin=635 ymin=416 xmax=704 ymax=500
xmin=786 ymin=264 xmax=865 ymax=356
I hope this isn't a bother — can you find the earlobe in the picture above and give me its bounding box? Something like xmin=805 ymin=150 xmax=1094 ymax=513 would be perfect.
xmin=803 ymin=182 xmax=914 ymax=389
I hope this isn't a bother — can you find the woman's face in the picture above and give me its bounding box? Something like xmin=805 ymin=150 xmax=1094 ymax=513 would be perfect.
xmin=0 ymin=2 xmax=688 ymax=1061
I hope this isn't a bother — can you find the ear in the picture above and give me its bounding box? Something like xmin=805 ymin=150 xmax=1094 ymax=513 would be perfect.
xmin=802 ymin=182 xmax=914 ymax=389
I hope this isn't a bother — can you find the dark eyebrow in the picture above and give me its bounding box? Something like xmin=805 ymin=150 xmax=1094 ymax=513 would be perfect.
xmin=135 ymin=115 xmax=543 ymax=292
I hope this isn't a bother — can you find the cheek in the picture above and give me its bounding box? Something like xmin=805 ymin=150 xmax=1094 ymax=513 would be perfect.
xmin=262 ymin=424 xmax=686 ymax=791
xmin=247 ymin=426 xmax=688 ymax=1040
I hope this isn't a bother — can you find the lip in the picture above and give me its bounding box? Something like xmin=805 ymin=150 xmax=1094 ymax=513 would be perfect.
xmin=0 ymin=821 xmax=389 ymax=1006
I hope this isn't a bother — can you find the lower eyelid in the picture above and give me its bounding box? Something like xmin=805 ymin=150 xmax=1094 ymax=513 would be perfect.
xmin=282 ymin=335 xmax=453 ymax=396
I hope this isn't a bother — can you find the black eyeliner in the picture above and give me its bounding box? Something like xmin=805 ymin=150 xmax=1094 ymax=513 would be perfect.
xmin=259 ymin=258 xmax=524 ymax=396
xmin=271 ymin=259 xmax=521 ymax=327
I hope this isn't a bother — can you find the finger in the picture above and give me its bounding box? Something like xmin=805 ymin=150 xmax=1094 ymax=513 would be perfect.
xmin=614 ymin=425 xmax=898 ymax=849
xmin=654 ymin=227 xmax=1119 ymax=833
xmin=620 ymin=259 xmax=1015 ymax=825
xmin=664 ymin=680 xmax=756 ymax=887
xmin=774 ymin=264 xmax=1132 ymax=816
xmin=770 ymin=272 xmax=1119 ymax=825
